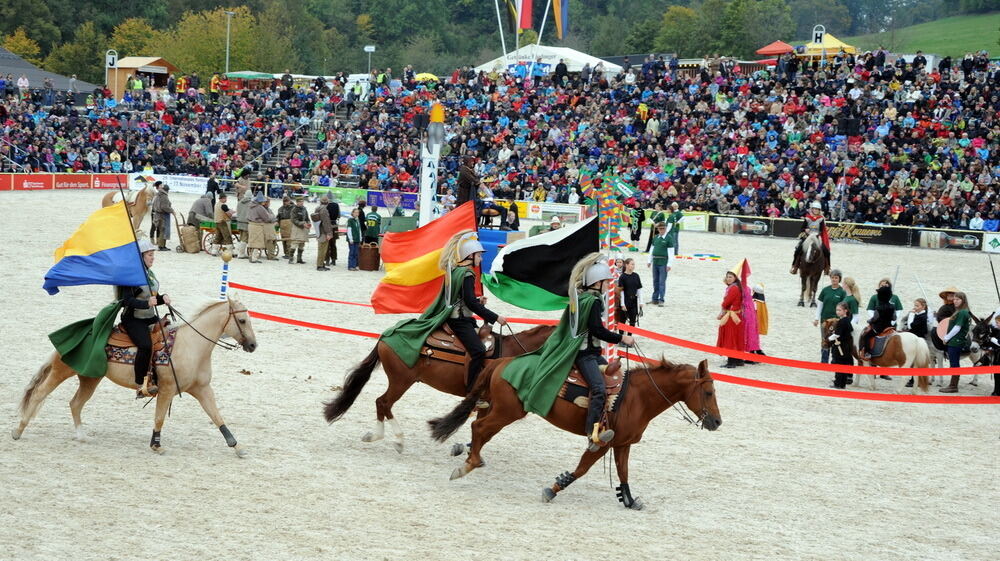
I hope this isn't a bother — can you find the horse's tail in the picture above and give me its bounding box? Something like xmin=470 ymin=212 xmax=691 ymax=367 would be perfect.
xmin=20 ymin=357 xmax=54 ymax=415
xmin=427 ymin=361 xmax=495 ymax=443
xmin=323 ymin=344 xmax=380 ymax=423
xmin=914 ymin=337 xmax=931 ymax=392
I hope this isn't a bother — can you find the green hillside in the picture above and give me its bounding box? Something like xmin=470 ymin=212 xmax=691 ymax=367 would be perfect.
xmin=839 ymin=13 xmax=1000 ymax=57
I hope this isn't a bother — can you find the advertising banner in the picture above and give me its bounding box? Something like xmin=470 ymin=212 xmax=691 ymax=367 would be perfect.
xmin=53 ymin=174 xmax=93 ymax=190
xmin=0 ymin=175 xmax=10 ymax=191
xmin=307 ymin=185 xmax=368 ymax=206
xmin=679 ymin=212 xmax=709 ymax=232
xmin=92 ymin=174 xmax=127 ymax=190
xmin=914 ymin=229 xmax=982 ymax=251
xmin=712 ymin=214 xmax=772 ymax=235
xmin=983 ymin=232 xmax=1000 ymax=254
xmin=11 ymin=174 xmax=53 ymax=190
xmin=366 ymin=190 xmax=418 ymax=210
xmin=520 ymin=201 xmax=586 ymax=222
xmin=129 ymin=173 xmax=207 ymax=194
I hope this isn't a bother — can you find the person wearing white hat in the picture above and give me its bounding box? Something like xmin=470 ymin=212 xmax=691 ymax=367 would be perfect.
xmin=116 ymin=238 xmax=171 ymax=398
xmin=548 ymin=216 xmax=562 ymax=231
xmin=790 ymin=200 xmax=831 ymax=276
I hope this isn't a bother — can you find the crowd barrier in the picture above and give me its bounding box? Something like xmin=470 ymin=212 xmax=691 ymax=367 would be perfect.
xmin=0 ymin=173 xmax=126 ymax=190
xmin=232 ymin=282 xmax=999 ymax=404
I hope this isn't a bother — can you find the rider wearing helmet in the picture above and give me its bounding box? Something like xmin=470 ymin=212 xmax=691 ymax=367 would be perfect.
xmin=791 ymin=200 xmax=831 ymax=276
xmin=117 ymin=238 xmax=171 ymax=397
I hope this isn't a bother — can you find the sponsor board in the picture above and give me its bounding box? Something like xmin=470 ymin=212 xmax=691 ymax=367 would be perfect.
xmin=129 ymin=173 xmax=208 ymax=195
xmin=915 ymin=229 xmax=981 ymax=251
xmin=983 ymin=232 xmax=1000 ymax=254
xmin=11 ymin=174 xmax=53 ymax=190
xmin=92 ymin=174 xmax=126 ymax=189
xmin=53 ymin=174 xmax=93 ymax=190
xmin=711 ymin=214 xmax=771 ymax=235
xmin=0 ymin=175 xmax=10 ymax=191
xmin=367 ymin=190 xmax=418 ymax=210
xmin=520 ymin=201 xmax=586 ymax=222
xmin=680 ymin=212 xmax=709 ymax=232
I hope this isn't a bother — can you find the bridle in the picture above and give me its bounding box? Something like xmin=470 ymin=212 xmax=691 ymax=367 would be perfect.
xmin=630 ymin=343 xmax=713 ymax=429
xmin=167 ymin=300 xmax=252 ymax=351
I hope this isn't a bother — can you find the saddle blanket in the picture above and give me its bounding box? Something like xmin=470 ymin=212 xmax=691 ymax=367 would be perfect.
xmin=105 ymin=330 xmax=177 ymax=366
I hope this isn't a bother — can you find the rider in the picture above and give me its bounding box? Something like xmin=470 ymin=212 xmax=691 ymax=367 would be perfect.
xmin=444 ymin=233 xmax=508 ymax=395
xmin=117 ymin=238 xmax=170 ymax=398
xmin=790 ymin=201 xmax=831 ymax=276
xmin=860 ymin=285 xmax=896 ymax=361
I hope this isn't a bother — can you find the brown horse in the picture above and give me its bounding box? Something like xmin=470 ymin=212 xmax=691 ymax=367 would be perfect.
xmin=323 ymin=325 xmax=555 ymax=453
xmin=428 ymin=357 xmax=721 ymax=509
xmin=822 ymin=318 xmax=930 ymax=393
xmin=797 ymin=232 xmax=827 ymax=307
xmin=101 ymin=185 xmax=154 ymax=233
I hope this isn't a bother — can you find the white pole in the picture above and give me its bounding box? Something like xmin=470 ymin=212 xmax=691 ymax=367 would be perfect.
xmin=515 ymin=0 xmax=520 ymax=51
xmin=494 ymin=0 xmax=508 ymax=56
xmin=419 ymin=104 xmax=444 ymax=226
xmin=224 ymin=11 xmax=234 ymax=74
xmin=536 ymin=0 xmax=551 ymax=46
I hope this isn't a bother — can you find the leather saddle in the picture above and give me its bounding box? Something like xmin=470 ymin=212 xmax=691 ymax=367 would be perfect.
xmin=107 ymin=319 xmax=170 ymax=352
xmin=558 ymin=359 xmax=626 ymax=411
xmin=421 ymin=324 xmax=498 ymax=365
xmin=865 ymin=327 xmax=896 ymax=359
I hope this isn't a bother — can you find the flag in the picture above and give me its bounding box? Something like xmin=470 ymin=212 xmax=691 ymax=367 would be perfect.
xmin=371 ymin=202 xmax=478 ymax=314
xmin=483 ymin=215 xmax=599 ymax=311
xmin=505 ymin=0 xmax=519 ymax=33
xmin=43 ymin=202 xmax=147 ymax=295
xmin=553 ymin=0 xmax=568 ymax=40
xmin=519 ymin=0 xmax=533 ymax=30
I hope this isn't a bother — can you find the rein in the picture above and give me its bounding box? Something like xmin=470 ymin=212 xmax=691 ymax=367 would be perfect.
xmin=630 ymin=342 xmax=710 ymax=428
xmin=503 ymin=323 xmax=528 ymax=354
xmin=167 ymin=302 xmax=249 ymax=351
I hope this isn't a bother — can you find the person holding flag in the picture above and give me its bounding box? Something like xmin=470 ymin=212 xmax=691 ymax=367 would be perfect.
xmin=116 ymin=238 xmax=171 ymax=397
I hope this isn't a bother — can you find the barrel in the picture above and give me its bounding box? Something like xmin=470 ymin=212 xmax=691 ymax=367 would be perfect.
xmin=359 ymin=242 xmax=381 ymax=271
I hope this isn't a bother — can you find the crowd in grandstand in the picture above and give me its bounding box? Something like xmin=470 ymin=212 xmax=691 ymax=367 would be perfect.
xmin=1 ymin=48 xmax=998 ymax=230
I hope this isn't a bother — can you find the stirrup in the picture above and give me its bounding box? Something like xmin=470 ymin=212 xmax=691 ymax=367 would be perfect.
xmin=136 ymin=375 xmax=158 ymax=398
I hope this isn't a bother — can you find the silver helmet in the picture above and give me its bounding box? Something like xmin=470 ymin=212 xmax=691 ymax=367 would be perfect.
xmin=458 ymin=239 xmax=485 ymax=261
xmin=583 ymin=261 xmax=613 ymax=287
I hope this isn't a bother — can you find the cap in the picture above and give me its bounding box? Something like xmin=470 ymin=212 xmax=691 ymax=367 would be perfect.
xmin=253 ymin=192 xmax=266 ymax=203
xmin=137 ymin=238 xmax=157 ymax=253
xmin=161 ymin=184 xmax=170 ymax=191
xmin=550 ymin=216 xmax=561 ymax=224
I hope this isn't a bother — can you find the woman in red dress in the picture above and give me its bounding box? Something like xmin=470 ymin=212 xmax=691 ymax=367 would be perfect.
xmin=717 ymin=267 xmax=747 ymax=368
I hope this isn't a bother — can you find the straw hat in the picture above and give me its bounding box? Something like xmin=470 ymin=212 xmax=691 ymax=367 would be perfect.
xmin=938 ymin=286 xmax=959 ymax=300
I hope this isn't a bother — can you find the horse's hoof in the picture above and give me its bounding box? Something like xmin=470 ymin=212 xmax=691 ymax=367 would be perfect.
xmin=234 ymin=444 xmax=248 ymax=458
xmin=626 ymin=497 xmax=645 ymax=511
xmin=810 ymin=302 xmax=817 ymax=308
xmin=797 ymin=301 xmax=804 ymax=307
xmin=393 ymin=441 xmax=404 ymax=454
xmin=542 ymin=488 xmax=556 ymax=503
xmin=450 ymin=465 xmax=468 ymax=480
xmin=11 ymin=427 xmax=22 ymax=441
xmin=150 ymin=445 xmax=164 ymax=455
xmin=450 ymin=442 xmax=465 ymax=456
xmin=73 ymin=430 xmax=90 ymax=443
xmin=361 ymin=431 xmax=382 ymax=443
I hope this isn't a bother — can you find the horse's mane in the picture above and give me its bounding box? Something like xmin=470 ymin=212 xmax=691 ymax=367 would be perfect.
xmin=169 ymin=299 xmax=229 ymax=331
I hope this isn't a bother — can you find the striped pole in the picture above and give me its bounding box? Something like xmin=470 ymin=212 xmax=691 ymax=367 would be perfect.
xmin=219 ymin=248 xmax=233 ymax=300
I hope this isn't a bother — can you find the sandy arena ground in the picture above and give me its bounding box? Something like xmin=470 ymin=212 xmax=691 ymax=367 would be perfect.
xmin=0 ymin=190 xmax=997 ymax=561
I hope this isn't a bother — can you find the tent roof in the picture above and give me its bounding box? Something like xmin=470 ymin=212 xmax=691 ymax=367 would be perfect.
xmin=115 ymin=56 xmax=179 ymax=72
xmin=226 ymin=71 xmax=275 ymax=80
xmin=756 ymin=40 xmax=794 ymax=56
xmin=801 ymin=33 xmax=857 ymax=56
xmin=475 ymin=44 xmax=623 ymax=75
xmin=0 ymin=47 xmax=99 ymax=91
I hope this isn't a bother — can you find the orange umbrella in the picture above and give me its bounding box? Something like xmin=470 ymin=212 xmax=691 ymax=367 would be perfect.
xmin=756 ymin=40 xmax=795 ymax=56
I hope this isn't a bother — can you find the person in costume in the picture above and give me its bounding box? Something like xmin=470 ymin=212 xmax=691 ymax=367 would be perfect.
xmin=814 ymin=269 xmax=846 ymax=363
xmin=717 ymin=265 xmax=746 ymax=368
xmin=860 ymin=284 xmax=897 ymax=361
xmin=501 ymin=254 xmax=635 ymax=452
xmin=628 ymin=202 xmax=644 ymax=243
xmin=866 ymin=278 xmax=903 ymax=326
xmin=116 ymin=238 xmax=170 ymax=398
xmin=939 ymin=291 xmax=972 ymax=394
xmin=790 ymin=201 xmax=831 ymax=276
xmin=752 ymin=283 xmax=768 ymax=353
xmin=827 ymin=301 xmax=855 ymax=389
xmin=739 ymin=259 xmax=762 ymax=361
xmin=644 ymin=202 xmax=665 ymax=253
xmin=665 ymin=202 xmax=684 ymax=254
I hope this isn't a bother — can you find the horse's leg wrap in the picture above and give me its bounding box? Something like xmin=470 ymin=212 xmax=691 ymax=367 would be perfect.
xmin=555 ymin=471 xmax=576 ymax=490
xmin=150 ymin=430 xmax=162 ymax=449
xmin=616 ymin=483 xmax=636 ymax=507
xmin=219 ymin=424 xmax=237 ymax=447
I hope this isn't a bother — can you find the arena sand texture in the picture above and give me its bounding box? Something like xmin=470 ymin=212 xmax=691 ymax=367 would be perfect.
xmin=1 ymin=190 xmax=996 ymax=561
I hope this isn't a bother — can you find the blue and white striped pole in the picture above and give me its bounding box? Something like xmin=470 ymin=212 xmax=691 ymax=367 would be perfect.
xmin=219 ymin=248 xmax=233 ymax=300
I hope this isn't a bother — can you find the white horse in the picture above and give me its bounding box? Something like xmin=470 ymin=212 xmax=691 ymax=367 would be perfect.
xmin=13 ymin=298 xmax=257 ymax=456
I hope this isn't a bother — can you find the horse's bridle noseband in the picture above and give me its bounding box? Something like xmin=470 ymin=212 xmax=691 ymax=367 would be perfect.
xmin=168 ymin=301 xmax=251 ymax=351
xmin=638 ymin=362 xmax=713 ymax=429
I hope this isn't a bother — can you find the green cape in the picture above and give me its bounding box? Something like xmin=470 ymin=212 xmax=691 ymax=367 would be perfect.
xmin=48 ymin=301 xmax=123 ymax=378
xmin=502 ymin=292 xmax=596 ymax=417
xmin=380 ymin=266 xmax=468 ymax=367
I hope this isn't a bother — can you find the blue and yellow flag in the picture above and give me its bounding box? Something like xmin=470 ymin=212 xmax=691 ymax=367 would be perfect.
xmin=553 ymin=0 xmax=569 ymax=40
xmin=43 ymin=202 xmax=148 ymax=295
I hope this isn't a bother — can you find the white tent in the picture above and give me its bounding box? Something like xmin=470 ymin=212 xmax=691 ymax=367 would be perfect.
xmin=475 ymin=44 xmax=623 ymax=75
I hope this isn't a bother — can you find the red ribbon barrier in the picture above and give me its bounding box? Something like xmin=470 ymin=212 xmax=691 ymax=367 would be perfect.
xmin=618 ymin=352 xmax=1000 ymax=405
xmin=234 ymin=282 xmax=996 ymax=377
xmin=248 ymin=311 xmax=380 ymax=339
xmin=619 ymin=324 xmax=998 ymax=377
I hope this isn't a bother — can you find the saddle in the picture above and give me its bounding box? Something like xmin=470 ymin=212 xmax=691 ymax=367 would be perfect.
xmin=107 ymin=319 xmax=170 ymax=352
xmin=865 ymin=327 xmax=896 ymax=359
xmin=558 ymin=359 xmax=626 ymax=411
xmin=420 ymin=323 xmax=498 ymax=365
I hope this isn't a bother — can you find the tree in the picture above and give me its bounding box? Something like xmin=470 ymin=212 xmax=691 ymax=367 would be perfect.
xmin=2 ymin=28 xmax=43 ymax=66
xmin=790 ymin=0 xmax=852 ymax=38
xmin=721 ymin=0 xmax=795 ymax=58
xmin=43 ymin=22 xmax=107 ymax=85
xmin=625 ymin=19 xmax=660 ymax=54
xmin=0 ymin=0 xmax=62 ymax=52
xmin=110 ymin=18 xmax=155 ymax=58
xmin=654 ymin=6 xmax=700 ymax=57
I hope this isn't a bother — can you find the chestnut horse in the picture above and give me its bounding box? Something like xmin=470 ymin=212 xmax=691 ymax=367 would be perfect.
xmin=13 ymin=298 xmax=258 ymax=456
xmin=101 ymin=185 xmax=154 ymax=233
xmin=428 ymin=357 xmax=721 ymax=509
xmin=822 ymin=318 xmax=930 ymax=393
xmin=323 ymin=325 xmax=555 ymax=453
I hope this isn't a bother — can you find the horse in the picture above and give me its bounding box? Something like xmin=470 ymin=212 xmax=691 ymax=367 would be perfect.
xmin=822 ymin=318 xmax=930 ymax=393
xmin=13 ymin=298 xmax=258 ymax=457
xmin=322 ymin=325 xmax=556 ymax=454
xmin=797 ymin=232 xmax=826 ymax=307
xmin=101 ymin=184 xmax=155 ymax=233
xmin=428 ymin=357 xmax=721 ymax=510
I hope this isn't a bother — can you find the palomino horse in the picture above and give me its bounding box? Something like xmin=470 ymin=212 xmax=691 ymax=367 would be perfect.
xmin=822 ymin=318 xmax=930 ymax=393
xmin=797 ymin=232 xmax=826 ymax=307
xmin=428 ymin=357 xmax=721 ymax=509
xmin=101 ymin=185 xmax=155 ymax=233
xmin=13 ymin=298 xmax=257 ymax=456
xmin=323 ymin=325 xmax=555 ymax=453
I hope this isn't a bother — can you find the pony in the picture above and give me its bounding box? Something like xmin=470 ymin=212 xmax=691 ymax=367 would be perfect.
xmin=13 ymin=298 xmax=257 ymax=457
xmin=797 ymin=232 xmax=826 ymax=307
xmin=101 ymin=184 xmax=155 ymax=233
xmin=428 ymin=357 xmax=721 ymax=510
xmin=822 ymin=318 xmax=930 ymax=393
xmin=323 ymin=325 xmax=556 ymax=453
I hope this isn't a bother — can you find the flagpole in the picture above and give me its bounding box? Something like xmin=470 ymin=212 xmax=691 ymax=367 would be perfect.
xmin=115 ymin=175 xmax=183 ymax=398
xmin=494 ymin=0 xmax=508 ymax=56
xmin=536 ymin=0 xmax=551 ymax=46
